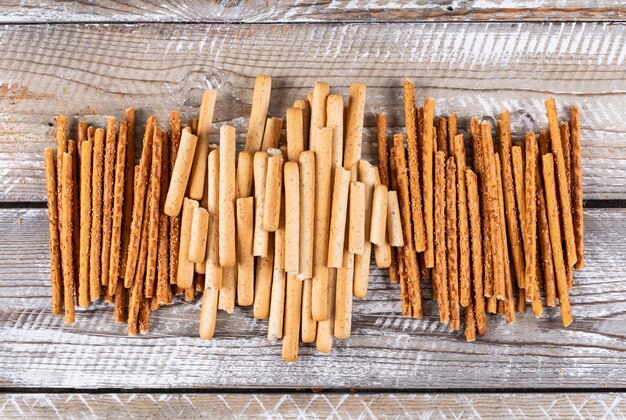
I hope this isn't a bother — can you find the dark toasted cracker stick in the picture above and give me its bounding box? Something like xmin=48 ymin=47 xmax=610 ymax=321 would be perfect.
xmin=78 ymin=140 xmax=93 ymax=306
xmin=466 ymin=169 xmax=487 ymax=335
xmin=60 ymin=153 xmax=75 ymax=323
xmin=120 ymin=108 xmax=136 ymax=279
xmin=107 ymin=122 xmax=127 ymax=296
xmin=453 ymin=135 xmax=471 ymax=307
xmin=437 ymin=117 xmax=448 ymax=156
xmin=524 ymin=134 xmax=541 ymax=314
xmin=422 ymin=98 xmax=435 ymax=267
xmin=44 ymin=148 xmax=63 ymax=315
xmin=168 ymin=113 xmax=181 ymax=284
xmin=101 ymin=118 xmax=117 ymax=287
xmin=434 ymin=151 xmax=449 ymax=323
xmin=446 ymin=157 xmax=459 ymax=330
xmin=570 ymin=106 xmax=584 ymax=269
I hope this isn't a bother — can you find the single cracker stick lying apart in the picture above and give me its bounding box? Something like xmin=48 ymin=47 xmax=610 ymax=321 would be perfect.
xmin=44 ymin=148 xmax=63 ymax=315
xmin=570 ymin=106 xmax=584 ymax=269
xmin=453 ymin=135 xmax=471 ymax=307
xmin=236 ymin=197 xmax=255 ymax=306
xmin=100 ymin=118 xmax=117 ymax=288
xmin=119 ymin=108 xmax=136 ymax=279
xmin=327 ymin=94 xmax=344 ymax=169
xmin=434 ymin=151 xmax=449 ymax=323
xmin=188 ymin=207 xmax=209 ymax=263
xmin=446 ymin=156 xmax=460 ymax=330
xmin=168 ymin=113 xmax=181 ymax=284
xmin=261 ymin=117 xmax=283 ymax=152
xmin=268 ymin=196 xmax=286 ymax=339
xmin=298 ymin=151 xmax=315 ymax=281
xmin=176 ymin=198 xmax=199 ymax=289
xmin=542 ymin=154 xmax=573 ymax=327
xmin=60 ymin=153 xmax=76 ymax=322
xmin=466 ymin=169 xmax=487 ymax=335
xmin=343 ymin=83 xmax=366 ymax=169
xmin=308 ymin=82 xmax=330 ymax=150
xmin=282 ymin=273 xmax=303 ymax=362
xmin=144 ymin=128 xmax=163 ymax=298
xmin=286 ymin=108 xmax=304 ymax=161
xmin=262 ymin=149 xmax=284 ymax=232
xmin=78 ymin=139 xmax=93 ymax=306
xmin=294 ymin=99 xmax=311 ymax=150
xmin=164 ymin=128 xmax=198 ymax=216
xmin=545 ymin=98 xmax=577 ymax=269
xmin=188 ymin=90 xmax=216 ymax=199
xmin=327 ymin=168 xmax=351 ymax=267
xmin=219 ymin=126 xmax=237 ymax=267
xmin=252 ymin=151 xmax=269 ymax=256
xmin=284 ymin=161 xmax=300 ymax=274
xmin=422 ymin=98 xmax=435 ymax=267
xmin=124 ymin=118 xmax=155 ymax=286
xmin=244 ymin=75 xmax=272 ymax=153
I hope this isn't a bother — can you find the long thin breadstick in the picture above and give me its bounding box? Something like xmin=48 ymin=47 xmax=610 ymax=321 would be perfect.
xmin=144 ymin=127 xmax=163 ymax=297
xmin=309 ymin=82 xmax=329 ymax=151
xmin=124 ymin=117 xmax=155 ymax=286
xmin=560 ymin=122 xmax=572 ymax=195
xmin=268 ymin=195 xmax=286 ymax=338
xmin=434 ymin=151 xmax=449 ymax=323
xmin=446 ymin=156 xmax=459 ymax=330
xmin=219 ymin=126 xmax=237 ymax=267
xmin=120 ymin=108 xmax=136 ymax=279
xmin=68 ymin=141 xmax=80 ymax=284
xmin=286 ymin=108 xmax=304 ymax=161
xmin=301 ymin=276 xmax=317 ymax=342
xmin=60 ymin=153 xmax=75 ymax=323
xmin=464 ymin=295 xmax=477 ymax=342
xmin=542 ymin=154 xmax=573 ymax=327
xmin=107 ymin=121 xmax=127 ymax=295
xmin=128 ymin=188 xmax=152 ymax=335
xmin=262 ymin=150 xmax=284 ymax=232
xmin=284 ymin=161 xmax=300 ymax=273
xmin=376 ymin=114 xmax=391 ymax=189
xmin=176 ymin=198 xmax=199 ymax=289
xmin=202 ymin=147 xmax=221 ymax=332
xmin=403 ymin=80 xmax=426 ymax=252
xmin=294 ymin=99 xmax=310 ymax=150
xmin=298 ymin=151 xmax=315 ymax=280
xmin=466 ymin=169 xmax=487 ymax=335
xmin=327 ymin=94 xmax=344 ymax=168
xmin=55 ymin=115 xmax=68 ymax=231
xmin=164 ymin=128 xmax=198 ymax=216
xmin=437 ymin=117 xmax=448 ymax=156
xmin=245 ymin=75 xmax=272 ymax=153
xmin=453 ymin=135 xmax=471 ymax=307
xmin=537 ymin=132 xmax=556 ymax=306
xmin=114 ymin=280 xmax=126 ymax=323
xmin=524 ymin=133 xmax=539 ymax=305
xmin=218 ymin=267 xmax=236 ymax=313
xmin=236 ymin=197 xmax=255 ymax=306
xmin=168 ymin=113 xmax=181 ymax=284
xmin=254 ymin=235 xmax=274 ymax=319
xmin=44 ymin=148 xmax=63 ymax=315
xmin=100 ymin=117 xmax=117 ymax=287
xmin=156 ymin=129 xmax=170 ymax=304
xmin=343 ymin=83 xmax=366 ymax=169
xmin=422 ymin=98 xmax=435 ymax=268
xmin=261 ymin=117 xmax=283 ymax=152
xmin=570 ymin=106 xmax=584 ymax=269
xmin=199 ymin=258 xmax=220 ymax=339
xmin=327 ymin=167 xmax=351 ymax=268
xmin=397 ymin=248 xmax=411 ymax=316
xmin=353 ymin=160 xmax=375 ymax=297
xmin=188 ymin=207 xmax=209 ymax=263
xmin=78 ymin=140 xmax=93 ymax=306
xmin=282 ymin=273 xmax=303 ymax=362
xmin=545 ymin=98 xmax=577 ymax=268
xmin=252 ymin=151 xmax=269 ymax=256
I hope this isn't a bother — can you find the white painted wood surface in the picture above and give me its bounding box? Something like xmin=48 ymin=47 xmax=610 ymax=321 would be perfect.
xmin=0 ymin=208 xmax=624 ymax=388
xmin=0 ymin=393 xmax=624 ymax=418
xmin=0 ymin=23 xmax=624 ymax=201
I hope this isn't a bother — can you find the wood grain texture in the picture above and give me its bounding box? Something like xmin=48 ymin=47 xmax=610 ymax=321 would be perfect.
xmin=0 ymin=22 xmax=624 ymax=201
xmin=0 ymin=393 xmax=624 ymax=418
xmin=1 ymin=208 xmax=624 ymax=388
xmin=0 ymin=1 xmax=622 ymax=23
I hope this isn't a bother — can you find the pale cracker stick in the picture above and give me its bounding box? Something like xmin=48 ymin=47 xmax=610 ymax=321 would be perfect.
xmin=44 ymin=148 xmax=63 ymax=315
xmin=164 ymin=128 xmax=198 ymax=216
xmin=545 ymin=98 xmax=577 ymax=268
xmin=353 ymin=202 xmax=371 ymax=298
xmin=308 ymin=82 xmax=329 ymax=151
xmin=286 ymin=108 xmax=304 ymax=161
xmin=284 ymin=161 xmax=300 ymax=273
xmin=480 ymin=122 xmax=505 ymax=300
xmin=293 ymin=99 xmax=311 ymax=150
xmin=343 ymin=82 xmax=366 ymax=169
xmin=297 ymin=151 xmax=315 ymax=281
xmin=124 ymin=117 xmax=155 ymax=286
xmin=60 ymin=154 xmax=76 ymax=322
xmin=375 ymin=243 xmax=392 ymax=268
xmin=78 ymin=140 xmax=93 ymax=306
xmin=447 ymin=113 xmax=457 ymax=157
xmin=387 ymin=191 xmax=404 ymax=247
xmin=422 ymin=98 xmax=435 ymax=267
xmin=437 ymin=117 xmax=448 ymax=156
xmin=316 ymin=268 xmax=336 ymax=352
xmin=268 ymin=195 xmax=286 ymax=339
xmin=434 ymin=151 xmax=449 ymax=323
xmin=348 ymin=181 xmax=365 ymax=255
xmin=542 ymin=154 xmax=573 ymax=327
xmin=262 ymin=150 xmax=284 ymax=232
xmin=453 ymin=135 xmax=471 ymax=307
xmin=236 ymin=151 xmax=254 ymax=199
xmin=107 ymin=123 xmax=127 ymax=296
xmin=219 ymin=126 xmax=237 ymax=267
xmin=176 ymin=198 xmax=199 ymax=289
xmin=236 ymin=197 xmax=255 ymax=306
xmin=188 ymin=207 xmax=209 ymax=263
xmin=144 ymin=127 xmax=163 ymax=297
xmin=327 ymin=167 xmax=351 ymax=268
xmin=219 ymin=244 xmax=237 ymax=310
xmin=327 ymin=94 xmax=344 ymax=169
xmin=282 ymin=273 xmax=303 ymax=362
xmin=245 ymin=75 xmax=272 ymax=153
xmin=466 ymin=169 xmax=487 ymax=336
xmin=334 ymin=248 xmax=355 ymax=338
xmin=253 ymin=235 xmax=274 ymax=319
xmin=301 ymin=277 xmax=317 ymax=343
xmin=261 ymin=117 xmax=283 ymax=152
xmin=403 ymin=80 xmax=426 ymax=251
xmin=570 ymin=106 xmax=584 ymax=269
xmin=100 ymin=117 xmax=117 ymax=287
xmin=199 ymin=257 xmax=220 ymax=339
xmin=168 ymin=112 xmax=181 ymax=284
xmin=119 ymin=108 xmax=136 ymax=279
xmin=498 ymin=113 xmax=525 ymax=290
xmin=252 ymin=151 xmax=269 ymax=256
xmin=446 ymin=156 xmax=460 ymax=330
xmin=370 ymin=184 xmax=388 ymax=246
xmin=354 ymin=160 xmax=376 ymax=297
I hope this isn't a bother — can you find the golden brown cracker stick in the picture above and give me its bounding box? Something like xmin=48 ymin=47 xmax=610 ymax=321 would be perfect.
xmin=447 ymin=113 xmax=457 ymax=157
xmin=107 ymin=122 xmax=127 ymax=296
xmin=236 ymin=151 xmax=254 ymax=199
xmin=570 ymin=106 xmax=584 ymax=269
xmin=446 ymin=156 xmax=460 ymax=330
xmin=397 ymin=247 xmax=412 ymax=316
xmin=176 ymin=198 xmax=199 ymax=289
xmin=55 ymin=115 xmax=67 ymax=232
xmin=44 ymin=148 xmax=63 ymax=315
xmin=387 ymin=145 xmax=400 ymax=284
xmin=524 ymin=133 xmax=540 ymax=306
xmin=466 ymin=169 xmax=487 ymax=335
xmin=261 ymin=117 xmax=283 ymax=152
xmin=245 ymin=75 xmax=272 ymax=153
xmin=78 ymin=139 xmax=93 ymax=306
xmin=560 ymin=121 xmax=572 ymax=195
xmin=120 ymin=108 xmax=136 ymax=278
xmin=100 ymin=118 xmax=117 ymax=287
xmin=453 ymin=135 xmax=471 ymax=307
xmin=144 ymin=127 xmax=163 ymax=297
xmin=60 ymin=153 xmax=75 ymax=323
xmin=434 ymin=151 xmax=449 ymax=323
xmin=422 ymin=98 xmax=435 ymax=266
xmin=464 ymin=295 xmax=477 ymax=342
xmin=376 ymin=113 xmax=390 ymax=189
xmin=113 ymin=280 xmax=126 ymax=323
xmin=437 ymin=117 xmax=448 ymax=156
xmin=155 ymin=129 xmax=171 ymax=303
xmin=168 ymin=112 xmax=181 ymax=284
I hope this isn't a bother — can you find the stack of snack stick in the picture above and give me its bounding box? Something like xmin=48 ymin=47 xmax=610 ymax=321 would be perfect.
xmin=376 ymin=78 xmax=584 ymax=340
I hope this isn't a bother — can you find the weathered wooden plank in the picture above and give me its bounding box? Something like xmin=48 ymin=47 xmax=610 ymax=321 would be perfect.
xmin=0 ymin=1 xmax=622 ymax=23
xmin=0 ymin=22 xmax=624 ymax=202
xmin=0 ymin=208 xmax=624 ymax=389
xmin=0 ymin=393 xmax=624 ymax=418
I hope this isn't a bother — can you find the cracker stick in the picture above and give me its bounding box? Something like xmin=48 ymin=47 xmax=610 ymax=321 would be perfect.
xmin=155 ymin=130 xmax=171 ymax=304
xmin=524 ymin=134 xmax=540 ymax=305
xmin=164 ymin=128 xmax=198 ymax=216
xmin=537 ymin=130 xmax=557 ymax=306
xmin=60 ymin=153 xmax=75 ymax=323
xmin=282 ymin=273 xmax=303 ymax=362
xmin=370 ymin=184 xmax=388 ymax=246
xmin=68 ymin=141 xmax=80 ymax=283
xmin=512 ymin=145 xmax=526 ymax=237
xmin=113 ymin=280 xmax=126 ymax=323
xmin=434 ymin=151 xmax=449 ymax=323
xmin=77 ymin=139 xmax=93 ymax=306
xmin=453 ymin=135 xmax=471 ymax=307
xmin=386 ymin=140 xmax=400 ymax=284
xmin=268 ymin=195 xmax=286 ymax=338
xmin=397 ymin=247 xmax=411 ymax=316
xmin=236 ymin=151 xmax=254 ymax=199
xmin=437 ymin=117 xmax=448 ymax=156
xmin=143 ymin=127 xmax=163 ymax=297
xmin=190 ymin=118 xmax=199 ymax=135
xmin=262 ymin=150 xmax=284 ymax=232
xmin=286 ymin=108 xmax=304 ymax=161
xmin=498 ymin=113 xmax=525 ymax=290
xmin=244 ymin=75 xmax=271 ymax=153
xmin=124 ymin=117 xmax=155 ymax=286
xmin=422 ymin=98 xmax=435 ymax=267
xmin=560 ymin=122 xmax=572 ymax=195
xmin=44 ymin=148 xmax=63 ymax=315
xmin=55 ymin=115 xmax=67 ymax=234
xmin=334 ymin=247 xmax=355 ymax=338
xmin=301 ymin=277 xmax=317 ymax=342
xmin=466 ymin=169 xmax=487 ymax=335
xmin=284 ymin=161 xmax=300 ymax=273
xmin=309 ymin=82 xmax=330 ymax=150
xmin=120 ymin=108 xmax=136 ymax=278
xmin=376 ymin=114 xmax=391 ymax=189
xmin=343 ymin=82 xmax=366 ymax=169
xmin=327 ymin=167 xmax=351 ymax=267
xmin=252 ymin=151 xmax=269 ymax=256
xmin=387 ymin=191 xmax=404 ymax=247
xmin=254 ymin=235 xmax=274 ymax=319
xmin=480 ymin=122 xmax=505 ymax=300
xmin=199 ymin=244 xmax=220 ymax=339
xmin=294 ymin=99 xmax=311 ymax=150
xmin=100 ymin=118 xmax=117 ymax=288
xmin=495 ymin=153 xmax=518 ymax=322
xmin=570 ymin=106 xmax=584 ymax=269
xmin=128 ymin=189 xmax=151 ymax=335
xmin=219 ymin=126 xmax=237 ymax=267
xmin=176 ymin=198 xmax=199 ymax=289
xmin=312 ymin=127 xmax=333 ymax=318
xmin=168 ymin=112 xmax=181 ymax=284
xmin=542 ymin=154 xmax=573 ymax=327
xmin=236 ymin=197 xmax=255 ymax=306
xmin=203 ymin=148 xmax=222 ymax=320
xmin=353 ymin=160 xmax=375 ymax=296
xmin=316 ymin=268 xmax=336 ymax=352
xmin=446 ymin=156 xmax=460 ymax=330
xmin=298 ymin=151 xmax=315 ymax=280
xmin=261 ymin=117 xmax=283 ymax=152
xmin=327 ymin=94 xmax=344 ymax=169
xmin=464 ymin=295 xmax=477 ymax=342
xmin=447 ymin=113 xmax=457 ymax=157
xmin=107 ymin=121 xmax=127 ymax=295
xmin=403 ymin=80 xmax=426 ymax=252
xmin=545 ymin=98 xmax=577 ymax=268
xmin=348 ymin=181 xmax=365 ymax=255
xmin=188 ymin=207 xmax=209 ymax=263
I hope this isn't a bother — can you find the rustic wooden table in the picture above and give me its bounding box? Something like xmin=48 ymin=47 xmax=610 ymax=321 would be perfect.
xmin=0 ymin=1 xmax=624 ymax=418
